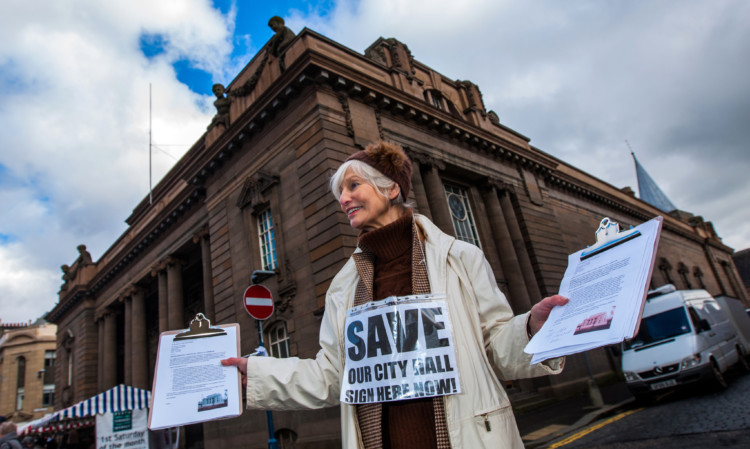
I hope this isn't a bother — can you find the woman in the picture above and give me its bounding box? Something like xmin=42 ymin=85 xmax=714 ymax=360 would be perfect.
xmin=223 ymin=141 xmax=568 ymax=448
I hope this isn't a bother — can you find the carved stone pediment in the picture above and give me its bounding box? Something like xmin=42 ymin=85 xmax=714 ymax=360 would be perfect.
xmin=236 ymin=171 xmax=279 ymax=213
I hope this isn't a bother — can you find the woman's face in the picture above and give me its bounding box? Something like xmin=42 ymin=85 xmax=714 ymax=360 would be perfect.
xmin=339 ymin=169 xmax=400 ymax=231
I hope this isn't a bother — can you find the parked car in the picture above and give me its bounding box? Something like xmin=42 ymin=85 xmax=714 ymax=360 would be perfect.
xmin=621 ymin=284 xmax=749 ymax=401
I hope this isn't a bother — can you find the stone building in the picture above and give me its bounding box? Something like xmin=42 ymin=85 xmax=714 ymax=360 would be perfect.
xmin=0 ymin=320 xmax=57 ymax=423
xmin=47 ymin=24 xmax=748 ymax=448
xmin=733 ymin=248 xmax=750 ymax=299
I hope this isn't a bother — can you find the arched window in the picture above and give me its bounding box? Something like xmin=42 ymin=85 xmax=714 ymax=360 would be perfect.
xmin=265 ymin=321 xmax=291 ymax=359
xmin=444 ymin=183 xmax=481 ymax=248
xmin=276 ymin=428 xmax=297 ymax=449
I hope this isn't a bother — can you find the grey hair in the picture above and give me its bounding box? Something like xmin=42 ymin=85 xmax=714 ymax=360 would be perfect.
xmin=330 ymin=160 xmax=406 ymax=206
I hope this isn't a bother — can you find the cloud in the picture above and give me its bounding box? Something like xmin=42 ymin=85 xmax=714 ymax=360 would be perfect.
xmin=0 ymin=0 xmax=232 ymax=322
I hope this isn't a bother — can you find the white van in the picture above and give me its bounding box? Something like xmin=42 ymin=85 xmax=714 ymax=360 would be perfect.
xmin=621 ymin=284 xmax=745 ymax=400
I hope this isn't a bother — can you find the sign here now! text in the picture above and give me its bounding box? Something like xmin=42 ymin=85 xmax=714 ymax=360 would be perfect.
xmin=341 ymin=294 xmax=461 ymax=404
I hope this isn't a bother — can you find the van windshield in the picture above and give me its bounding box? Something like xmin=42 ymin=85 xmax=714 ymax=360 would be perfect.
xmin=624 ymin=307 xmax=692 ymax=350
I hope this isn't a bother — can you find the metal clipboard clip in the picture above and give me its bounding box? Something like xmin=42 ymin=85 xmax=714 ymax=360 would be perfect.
xmin=580 ymin=217 xmax=641 ymax=261
xmin=174 ymin=313 xmax=227 ymax=340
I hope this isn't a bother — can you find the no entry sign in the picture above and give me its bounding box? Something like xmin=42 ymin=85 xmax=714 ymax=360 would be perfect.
xmin=243 ymin=284 xmax=274 ymax=320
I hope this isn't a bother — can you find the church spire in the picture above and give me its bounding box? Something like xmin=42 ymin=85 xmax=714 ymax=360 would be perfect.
xmin=628 ymin=142 xmax=677 ymax=213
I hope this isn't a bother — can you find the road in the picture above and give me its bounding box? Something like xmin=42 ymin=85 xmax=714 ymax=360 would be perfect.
xmin=549 ymin=369 xmax=750 ymax=449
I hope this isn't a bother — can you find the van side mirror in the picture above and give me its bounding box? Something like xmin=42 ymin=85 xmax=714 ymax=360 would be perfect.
xmin=698 ymin=318 xmax=711 ymax=332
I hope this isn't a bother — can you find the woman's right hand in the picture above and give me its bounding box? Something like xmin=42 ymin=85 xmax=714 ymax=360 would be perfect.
xmin=221 ymin=357 xmax=248 ymax=388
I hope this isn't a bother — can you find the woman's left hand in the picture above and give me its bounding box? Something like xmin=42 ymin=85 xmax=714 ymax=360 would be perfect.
xmin=528 ymin=295 xmax=569 ymax=337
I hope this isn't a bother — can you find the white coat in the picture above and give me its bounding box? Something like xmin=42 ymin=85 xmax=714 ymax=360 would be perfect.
xmin=245 ymin=214 xmax=564 ymax=448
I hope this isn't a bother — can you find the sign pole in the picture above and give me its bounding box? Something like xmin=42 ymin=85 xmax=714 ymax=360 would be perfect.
xmin=244 ymin=283 xmax=278 ymax=449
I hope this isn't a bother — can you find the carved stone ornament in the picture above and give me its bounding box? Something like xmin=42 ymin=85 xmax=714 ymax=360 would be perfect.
xmin=276 ymin=259 xmax=297 ymax=314
xmin=338 ymin=93 xmax=355 ymax=137
xmin=237 ymin=171 xmax=279 ymax=213
xmin=365 ymin=44 xmax=387 ymax=65
xmin=208 ymin=83 xmax=230 ymax=130
xmin=60 ymin=244 xmax=93 ymax=289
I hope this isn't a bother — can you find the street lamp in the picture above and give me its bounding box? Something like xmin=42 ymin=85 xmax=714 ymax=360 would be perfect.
xmin=251 ymin=270 xmax=276 ymax=284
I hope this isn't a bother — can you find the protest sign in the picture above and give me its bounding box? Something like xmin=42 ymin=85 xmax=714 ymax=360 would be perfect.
xmin=340 ymin=294 xmax=461 ymax=404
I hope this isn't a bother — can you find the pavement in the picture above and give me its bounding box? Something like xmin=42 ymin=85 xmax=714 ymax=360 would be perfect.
xmin=513 ymin=381 xmax=635 ymax=448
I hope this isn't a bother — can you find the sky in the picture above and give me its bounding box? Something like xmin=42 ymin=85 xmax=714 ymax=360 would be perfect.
xmin=1 ymin=0 xmax=749 ymax=324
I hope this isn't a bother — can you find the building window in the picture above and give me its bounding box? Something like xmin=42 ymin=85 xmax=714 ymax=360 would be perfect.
xmin=16 ymin=387 xmax=25 ymax=411
xmin=444 ymin=184 xmax=481 ymax=248
xmin=42 ymin=350 xmax=56 ymax=406
xmin=276 ymin=428 xmax=298 ymax=449
xmin=425 ymin=89 xmax=444 ymax=110
xmin=266 ymin=322 xmax=291 ymax=359
xmin=17 ymin=356 xmax=26 ymax=410
xmin=258 ymin=209 xmax=278 ymax=271
xmin=67 ymin=348 xmax=73 ymax=386
xmin=44 ymin=350 xmax=56 ymax=385
xmin=42 ymin=385 xmax=55 ymax=407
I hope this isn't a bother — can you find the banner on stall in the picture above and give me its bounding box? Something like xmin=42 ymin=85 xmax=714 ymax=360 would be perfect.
xmin=96 ymin=408 xmax=149 ymax=449
xmin=340 ymin=294 xmax=461 ymax=404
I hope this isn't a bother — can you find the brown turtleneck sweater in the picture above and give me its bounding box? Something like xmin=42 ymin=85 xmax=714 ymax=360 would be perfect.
xmin=358 ymin=211 xmax=437 ymax=449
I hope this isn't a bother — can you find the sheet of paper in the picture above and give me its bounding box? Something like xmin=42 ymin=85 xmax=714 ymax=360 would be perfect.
xmin=525 ymin=217 xmax=662 ymax=363
xmin=148 ymin=325 xmax=242 ymax=430
xmin=340 ymin=294 xmax=461 ymax=405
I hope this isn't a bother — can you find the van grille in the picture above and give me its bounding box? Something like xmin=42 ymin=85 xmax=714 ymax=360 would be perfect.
xmin=639 ymin=363 xmax=679 ymax=379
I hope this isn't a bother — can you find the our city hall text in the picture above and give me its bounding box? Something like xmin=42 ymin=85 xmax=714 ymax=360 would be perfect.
xmin=341 ymin=295 xmax=461 ymax=404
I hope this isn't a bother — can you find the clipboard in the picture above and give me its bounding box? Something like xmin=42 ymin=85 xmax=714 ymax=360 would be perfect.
xmin=525 ymin=216 xmax=663 ymax=363
xmin=148 ymin=313 xmax=243 ymax=430
xmin=580 ymin=217 xmax=641 ymax=260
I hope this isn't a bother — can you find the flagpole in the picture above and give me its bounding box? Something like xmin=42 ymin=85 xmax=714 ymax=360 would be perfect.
xmin=149 ymin=83 xmax=153 ymax=205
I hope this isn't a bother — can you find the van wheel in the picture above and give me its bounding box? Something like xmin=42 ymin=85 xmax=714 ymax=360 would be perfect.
xmin=711 ymin=359 xmax=728 ymax=389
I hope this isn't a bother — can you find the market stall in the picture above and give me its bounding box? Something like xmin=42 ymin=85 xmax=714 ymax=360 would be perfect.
xmin=20 ymin=384 xmax=161 ymax=448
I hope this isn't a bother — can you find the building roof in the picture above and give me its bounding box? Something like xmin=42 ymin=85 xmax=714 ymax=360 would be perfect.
xmin=632 ymin=151 xmax=677 ymax=212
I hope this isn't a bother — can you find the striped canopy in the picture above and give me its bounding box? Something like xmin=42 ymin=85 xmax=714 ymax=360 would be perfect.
xmin=25 ymin=384 xmax=151 ymax=433
xmin=54 ymin=384 xmax=151 ymax=420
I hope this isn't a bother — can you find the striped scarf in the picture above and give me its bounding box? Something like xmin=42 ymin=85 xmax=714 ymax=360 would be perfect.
xmin=351 ymin=216 xmax=451 ymax=449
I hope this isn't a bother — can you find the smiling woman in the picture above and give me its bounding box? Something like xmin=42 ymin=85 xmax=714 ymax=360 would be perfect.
xmin=222 ymin=140 xmax=568 ymax=448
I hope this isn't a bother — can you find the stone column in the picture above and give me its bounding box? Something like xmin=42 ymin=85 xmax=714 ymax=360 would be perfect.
xmin=123 ymin=295 xmax=132 ymax=386
xmin=102 ymin=311 xmax=118 ymax=390
xmin=482 ymin=182 xmax=532 ymax=313
xmin=420 ymin=158 xmax=454 ymax=235
xmin=408 ymin=154 xmax=433 ymax=220
xmin=154 ymin=265 xmax=168 ymax=333
xmin=130 ymin=287 xmax=148 ymax=390
xmin=97 ymin=319 xmax=104 ymax=391
xmin=167 ymin=258 xmax=185 ymax=330
xmin=500 ymin=190 xmax=543 ymax=303
xmin=195 ymin=231 xmax=216 ymax=321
